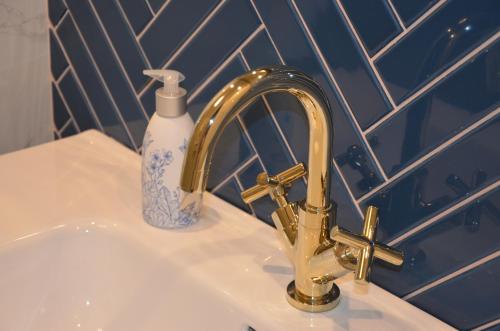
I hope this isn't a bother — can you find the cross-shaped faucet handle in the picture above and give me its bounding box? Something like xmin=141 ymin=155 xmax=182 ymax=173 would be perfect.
xmin=331 ymin=206 xmax=404 ymax=284
xmin=240 ymin=163 xmax=307 ymax=207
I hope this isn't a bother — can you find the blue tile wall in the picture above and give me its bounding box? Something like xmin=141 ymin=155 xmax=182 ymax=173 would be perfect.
xmin=391 ymin=0 xmax=437 ymax=25
xmin=49 ymin=0 xmax=499 ymax=329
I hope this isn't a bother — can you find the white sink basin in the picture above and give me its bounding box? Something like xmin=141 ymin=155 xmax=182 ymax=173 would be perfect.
xmin=0 ymin=130 xmax=454 ymax=330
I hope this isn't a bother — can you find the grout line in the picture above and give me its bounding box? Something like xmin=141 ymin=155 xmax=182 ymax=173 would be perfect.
xmin=243 ymin=6 xmax=361 ymax=210
xmin=185 ymin=24 xmax=265 ymax=104
xmin=138 ymin=0 xmax=228 ymax=98
xmin=50 ymin=25 xmax=104 ymax=133
xmin=54 ymin=10 xmax=69 ymax=30
xmin=332 ymin=159 xmax=364 ymax=219
xmin=358 ymin=108 xmax=500 ymax=203
xmin=236 ymin=115 xmax=268 ymax=173
xmin=62 ymin=2 xmax=138 ymax=149
xmin=472 ymin=318 xmax=500 ymax=331
xmin=241 ymin=50 xmax=361 ymax=214
xmin=290 ymin=0 xmax=389 ymax=182
xmin=56 ymin=66 xmax=71 ymax=84
xmin=186 ymin=50 xmax=235 ymax=104
xmin=239 ymin=52 xmax=300 ymax=166
xmin=403 ymin=250 xmax=500 ymax=300
xmin=89 ymin=0 xmax=150 ymax=120
xmin=239 ymin=51 xmax=309 ymax=188
xmin=334 ymin=0 xmax=397 ymax=108
xmin=211 ymin=154 xmax=259 ymax=193
xmin=51 ymin=76 xmax=81 ymax=133
xmin=364 ymin=31 xmax=500 ymax=135
xmin=248 ymin=0 xmax=286 ymax=65
xmin=113 ymin=0 xmax=153 ymax=70
xmin=234 ymin=174 xmax=257 ymax=216
xmin=261 ymin=95 xmax=301 ymax=166
xmin=58 ymin=118 xmax=72 ymax=134
xmin=388 ymin=180 xmax=500 ymax=247
xmin=54 ymin=127 xmax=62 ymax=139
xmin=386 ymin=0 xmax=406 ymax=31
xmin=372 ymin=0 xmax=448 ymax=61
xmin=144 ymin=0 xmax=155 ymax=17
xmin=136 ymin=0 xmax=172 ymax=40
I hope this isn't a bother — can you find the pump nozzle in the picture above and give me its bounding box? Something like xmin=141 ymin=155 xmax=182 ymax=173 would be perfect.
xmin=143 ymin=69 xmax=186 ymax=97
xmin=143 ymin=69 xmax=187 ymax=117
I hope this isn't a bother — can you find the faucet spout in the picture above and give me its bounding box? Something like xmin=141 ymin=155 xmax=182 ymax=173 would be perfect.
xmin=180 ymin=66 xmax=333 ymax=211
xmin=179 ymin=66 xmax=403 ymax=313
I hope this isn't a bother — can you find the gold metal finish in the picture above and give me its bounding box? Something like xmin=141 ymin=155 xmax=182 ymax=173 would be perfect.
xmin=179 ymin=66 xmax=404 ymax=313
xmin=286 ymin=281 xmax=340 ymax=312
xmin=331 ymin=206 xmax=404 ymax=284
xmin=241 ymin=163 xmax=306 ymax=204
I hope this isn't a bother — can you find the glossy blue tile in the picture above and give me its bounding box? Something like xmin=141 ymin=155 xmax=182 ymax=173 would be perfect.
xmin=237 ymin=158 xmax=264 ymax=189
xmin=369 ymin=41 xmax=500 ymax=176
xmin=330 ymin=170 xmax=363 ymax=233
xmin=65 ymin=0 xmax=147 ymax=146
xmin=48 ymin=0 xmax=66 ymax=26
xmin=391 ymin=0 xmax=437 ymax=25
xmin=372 ymin=187 xmax=500 ymax=297
xmin=237 ymin=159 xmax=276 ymax=226
xmin=93 ymin=0 xmax=149 ymax=92
xmin=60 ymin=121 xmax=78 ymax=138
xmin=179 ymin=56 xmax=252 ymax=190
xmin=241 ymin=99 xmax=295 ymax=175
xmin=376 ymin=0 xmax=500 ymax=103
xmin=187 ymin=57 xmax=246 ymax=121
xmin=56 ymin=15 xmax=133 ymax=148
xmin=364 ymin=116 xmax=500 ymax=242
xmin=408 ymin=257 xmax=500 ymax=330
xmin=140 ymin=0 xmax=219 ymax=68
xmin=295 ymin=0 xmax=391 ymax=129
xmin=117 ymin=0 xmax=152 ymax=35
xmin=213 ymin=178 xmax=251 ymax=214
xmin=58 ymin=71 xmax=97 ymax=131
xmin=244 ymin=3 xmax=384 ymax=197
xmin=206 ymin=120 xmax=254 ymax=190
xmin=146 ymin=0 xmax=166 ymax=13
xmin=169 ymin=0 xmax=260 ymax=93
xmin=49 ymin=30 xmax=68 ymax=79
xmin=52 ymin=84 xmax=70 ymax=130
xmin=242 ymin=30 xmax=281 ymax=67
xmin=242 ymin=100 xmax=309 ymax=204
xmin=340 ymin=0 xmax=401 ymax=54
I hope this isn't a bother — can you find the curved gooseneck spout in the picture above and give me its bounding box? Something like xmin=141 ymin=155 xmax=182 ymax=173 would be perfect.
xmin=180 ymin=66 xmax=404 ymax=313
xmin=180 ymin=66 xmax=333 ymax=211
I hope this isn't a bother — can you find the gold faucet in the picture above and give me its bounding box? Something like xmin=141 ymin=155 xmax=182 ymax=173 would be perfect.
xmin=180 ymin=66 xmax=403 ymax=312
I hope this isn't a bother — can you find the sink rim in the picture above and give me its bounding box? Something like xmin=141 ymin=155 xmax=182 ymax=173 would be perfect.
xmin=0 ymin=130 xmax=455 ymax=331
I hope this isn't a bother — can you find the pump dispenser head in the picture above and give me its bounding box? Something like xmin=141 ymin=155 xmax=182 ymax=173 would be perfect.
xmin=143 ymin=69 xmax=187 ymax=118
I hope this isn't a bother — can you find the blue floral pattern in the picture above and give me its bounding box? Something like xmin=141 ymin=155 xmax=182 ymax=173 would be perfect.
xmin=142 ymin=132 xmax=198 ymax=228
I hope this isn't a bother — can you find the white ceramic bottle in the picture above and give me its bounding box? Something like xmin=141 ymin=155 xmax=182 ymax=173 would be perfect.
xmin=141 ymin=69 xmax=199 ymax=229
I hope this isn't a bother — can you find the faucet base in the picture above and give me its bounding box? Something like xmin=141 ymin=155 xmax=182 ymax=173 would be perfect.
xmin=286 ymin=281 xmax=340 ymax=313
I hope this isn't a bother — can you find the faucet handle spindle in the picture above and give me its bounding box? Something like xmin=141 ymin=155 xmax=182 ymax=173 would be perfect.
xmin=331 ymin=206 xmax=404 ymax=284
xmin=241 ymin=163 xmax=307 ymax=205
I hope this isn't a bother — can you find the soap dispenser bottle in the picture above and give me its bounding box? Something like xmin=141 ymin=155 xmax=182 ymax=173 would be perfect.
xmin=141 ymin=69 xmax=199 ymax=229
